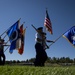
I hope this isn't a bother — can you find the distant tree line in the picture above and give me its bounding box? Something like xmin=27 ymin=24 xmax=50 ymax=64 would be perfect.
xmin=5 ymin=57 xmax=75 ymax=65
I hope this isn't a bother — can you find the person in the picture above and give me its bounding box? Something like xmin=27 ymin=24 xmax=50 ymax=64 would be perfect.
xmin=0 ymin=37 xmax=6 ymax=65
xmin=34 ymin=27 xmax=54 ymax=66
xmin=41 ymin=32 xmax=54 ymax=66
xmin=34 ymin=27 xmax=48 ymax=66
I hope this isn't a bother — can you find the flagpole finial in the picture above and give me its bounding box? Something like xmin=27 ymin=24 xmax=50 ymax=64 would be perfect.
xmin=19 ymin=18 xmax=21 ymax=20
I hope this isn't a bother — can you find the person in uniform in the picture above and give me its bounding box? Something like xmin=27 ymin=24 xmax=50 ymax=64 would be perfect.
xmin=34 ymin=27 xmax=48 ymax=66
xmin=0 ymin=37 xmax=6 ymax=65
xmin=34 ymin=27 xmax=54 ymax=66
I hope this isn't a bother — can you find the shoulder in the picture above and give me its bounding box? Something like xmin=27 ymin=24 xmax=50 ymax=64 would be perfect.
xmin=35 ymin=33 xmax=40 ymax=37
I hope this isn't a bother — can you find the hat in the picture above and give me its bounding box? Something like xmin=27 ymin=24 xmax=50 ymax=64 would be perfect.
xmin=37 ymin=27 xmax=43 ymax=30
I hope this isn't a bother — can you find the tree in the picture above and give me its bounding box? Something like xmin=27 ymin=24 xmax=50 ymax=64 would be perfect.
xmin=60 ymin=57 xmax=66 ymax=63
xmin=12 ymin=60 xmax=16 ymax=63
xmin=16 ymin=60 xmax=20 ymax=63
xmin=65 ymin=57 xmax=70 ymax=63
xmin=29 ymin=58 xmax=35 ymax=63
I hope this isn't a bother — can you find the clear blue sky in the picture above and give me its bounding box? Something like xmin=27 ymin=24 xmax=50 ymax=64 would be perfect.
xmin=0 ymin=0 xmax=75 ymax=61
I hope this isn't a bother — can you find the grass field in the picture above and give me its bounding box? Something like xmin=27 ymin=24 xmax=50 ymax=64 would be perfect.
xmin=0 ymin=65 xmax=75 ymax=75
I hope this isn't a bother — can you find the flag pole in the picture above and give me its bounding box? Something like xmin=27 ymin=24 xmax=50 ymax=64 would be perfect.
xmin=3 ymin=34 xmax=7 ymax=39
xmin=4 ymin=46 xmax=10 ymax=52
xmin=4 ymin=39 xmax=10 ymax=52
xmin=48 ymin=34 xmax=63 ymax=47
xmin=0 ymin=30 xmax=8 ymax=37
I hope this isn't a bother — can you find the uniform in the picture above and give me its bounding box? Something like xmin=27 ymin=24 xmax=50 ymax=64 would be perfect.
xmin=34 ymin=27 xmax=47 ymax=66
xmin=0 ymin=38 xmax=5 ymax=65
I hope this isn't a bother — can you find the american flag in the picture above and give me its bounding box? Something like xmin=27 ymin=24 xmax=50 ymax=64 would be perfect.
xmin=44 ymin=10 xmax=53 ymax=34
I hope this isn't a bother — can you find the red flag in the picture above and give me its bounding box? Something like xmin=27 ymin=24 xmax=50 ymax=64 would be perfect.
xmin=18 ymin=25 xmax=25 ymax=55
xmin=44 ymin=10 xmax=53 ymax=34
xmin=20 ymin=24 xmax=23 ymax=33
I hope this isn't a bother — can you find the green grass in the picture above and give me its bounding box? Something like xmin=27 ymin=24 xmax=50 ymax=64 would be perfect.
xmin=0 ymin=65 xmax=75 ymax=75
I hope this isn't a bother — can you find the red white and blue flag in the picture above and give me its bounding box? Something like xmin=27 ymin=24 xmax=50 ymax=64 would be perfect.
xmin=44 ymin=10 xmax=53 ymax=34
xmin=18 ymin=24 xmax=25 ymax=55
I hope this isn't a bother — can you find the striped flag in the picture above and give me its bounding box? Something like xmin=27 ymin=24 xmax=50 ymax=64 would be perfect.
xmin=44 ymin=10 xmax=53 ymax=34
xmin=18 ymin=24 xmax=25 ymax=55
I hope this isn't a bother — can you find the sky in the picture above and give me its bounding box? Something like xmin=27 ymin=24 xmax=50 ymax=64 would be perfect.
xmin=0 ymin=0 xmax=75 ymax=61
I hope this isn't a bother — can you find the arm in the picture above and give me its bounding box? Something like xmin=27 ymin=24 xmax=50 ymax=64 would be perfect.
xmin=46 ymin=40 xmax=54 ymax=43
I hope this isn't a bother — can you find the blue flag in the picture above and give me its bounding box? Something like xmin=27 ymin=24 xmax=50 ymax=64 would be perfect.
xmin=7 ymin=20 xmax=20 ymax=53
xmin=63 ymin=26 xmax=75 ymax=47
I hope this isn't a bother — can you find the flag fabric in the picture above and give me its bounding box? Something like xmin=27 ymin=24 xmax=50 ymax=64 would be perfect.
xmin=18 ymin=24 xmax=23 ymax=54
xmin=16 ymin=38 xmax=21 ymax=50
xmin=19 ymin=29 xmax=25 ymax=55
xmin=63 ymin=26 xmax=75 ymax=47
xmin=7 ymin=20 xmax=20 ymax=53
xmin=44 ymin=10 xmax=53 ymax=34
xmin=18 ymin=24 xmax=25 ymax=55
xmin=16 ymin=25 xmax=23 ymax=50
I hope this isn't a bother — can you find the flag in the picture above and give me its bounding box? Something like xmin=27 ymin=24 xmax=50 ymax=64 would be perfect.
xmin=7 ymin=20 xmax=20 ymax=53
xmin=18 ymin=24 xmax=23 ymax=54
xmin=16 ymin=24 xmax=23 ymax=50
xmin=44 ymin=10 xmax=53 ymax=34
xmin=63 ymin=26 xmax=75 ymax=47
xmin=18 ymin=24 xmax=25 ymax=55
